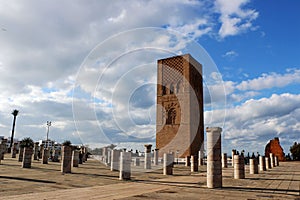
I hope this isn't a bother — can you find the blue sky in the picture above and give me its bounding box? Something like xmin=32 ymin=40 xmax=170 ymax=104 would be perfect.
xmin=0 ymin=0 xmax=299 ymax=155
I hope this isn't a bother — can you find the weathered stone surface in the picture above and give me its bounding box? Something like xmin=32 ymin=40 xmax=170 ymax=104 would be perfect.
xmin=163 ymin=153 xmax=173 ymax=175
xmin=61 ymin=146 xmax=72 ymax=173
xmin=222 ymin=153 xmax=227 ymax=168
xmin=234 ymin=155 xmax=245 ymax=179
xmin=33 ymin=142 xmax=39 ymax=160
xmin=22 ymin=147 xmax=33 ymax=168
xmin=119 ymin=152 xmax=131 ymax=180
xmin=144 ymin=144 xmax=152 ymax=169
xmin=72 ymin=150 xmax=79 ymax=168
xmin=190 ymin=155 xmax=198 ymax=172
xmin=156 ymin=54 xmax=204 ymax=158
xmin=110 ymin=149 xmax=120 ymax=171
xmin=265 ymin=137 xmax=285 ymax=161
xmin=18 ymin=147 xmax=24 ymax=162
xmin=42 ymin=148 xmax=49 ymax=164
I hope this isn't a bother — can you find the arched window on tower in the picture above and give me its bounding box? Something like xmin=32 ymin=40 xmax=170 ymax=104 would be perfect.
xmin=166 ymin=108 xmax=176 ymax=125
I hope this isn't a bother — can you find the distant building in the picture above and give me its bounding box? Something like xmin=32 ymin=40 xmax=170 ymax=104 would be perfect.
xmin=265 ymin=137 xmax=285 ymax=161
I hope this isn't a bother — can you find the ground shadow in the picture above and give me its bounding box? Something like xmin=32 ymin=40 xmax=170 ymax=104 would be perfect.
xmin=0 ymin=175 xmax=56 ymax=184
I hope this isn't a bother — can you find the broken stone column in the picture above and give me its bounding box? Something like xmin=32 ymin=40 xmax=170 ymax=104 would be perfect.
xmin=249 ymin=158 xmax=258 ymax=174
xmin=153 ymin=149 xmax=159 ymax=165
xmin=144 ymin=144 xmax=152 ymax=169
xmin=79 ymin=151 xmax=83 ymax=164
xmin=61 ymin=145 xmax=72 ymax=173
xmin=259 ymin=156 xmax=266 ymax=171
xmin=18 ymin=147 xmax=24 ymax=162
xmin=163 ymin=153 xmax=174 ymax=175
xmin=222 ymin=153 xmax=228 ymax=168
xmin=11 ymin=143 xmax=17 ymax=158
xmin=198 ymin=150 xmax=204 ymax=166
xmin=72 ymin=150 xmax=79 ymax=168
xmin=22 ymin=147 xmax=33 ymax=168
xmin=270 ymin=153 xmax=275 ymax=168
xmin=191 ymin=155 xmax=198 ymax=172
xmin=119 ymin=151 xmax=131 ymax=180
xmin=185 ymin=156 xmax=191 ymax=167
xmin=39 ymin=144 xmax=44 ymax=159
xmin=42 ymin=148 xmax=49 ymax=164
xmin=106 ymin=150 xmax=111 ymax=166
xmin=0 ymin=140 xmax=6 ymax=160
xmin=275 ymin=156 xmax=279 ymax=166
xmin=111 ymin=149 xmax=121 ymax=171
xmin=134 ymin=157 xmax=140 ymax=166
xmin=33 ymin=142 xmax=39 ymax=160
xmin=234 ymin=155 xmax=245 ymax=179
xmin=206 ymin=127 xmax=222 ymax=188
xmin=231 ymin=149 xmax=237 ymax=167
xmin=265 ymin=156 xmax=271 ymax=170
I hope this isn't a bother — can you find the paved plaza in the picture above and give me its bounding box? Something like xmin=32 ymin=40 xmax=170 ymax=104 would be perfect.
xmin=0 ymin=154 xmax=299 ymax=200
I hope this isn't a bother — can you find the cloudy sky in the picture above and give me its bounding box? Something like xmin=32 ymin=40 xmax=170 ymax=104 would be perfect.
xmin=0 ymin=0 xmax=299 ymax=155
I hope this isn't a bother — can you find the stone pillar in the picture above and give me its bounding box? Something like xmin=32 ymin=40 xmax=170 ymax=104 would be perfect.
xmin=144 ymin=144 xmax=152 ymax=169
xmin=198 ymin=151 xmax=204 ymax=166
xmin=42 ymin=148 xmax=49 ymax=164
xmin=265 ymin=157 xmax=271 ymax=170
xmin=0 ymin=141 xmax=6 ymax=160
xmin=102 ymin=147 xmax=108 ymax=163
xmin=52 ymin=149 xmax=60 ymax=162
xmin=185 ymin=156 xmax=191 ymax=167
xmin=163 ymin=153 xmax=174 ymax=175
xmin=234 ymin=155 xmax=245 ymax=179
xmin=134 ymin=157 xmax=140 ymax=166
xmin=259 ymin=156 xmax=266 ymax=171
xmin=275 ymin=156 xmax=279 ymax=166
xmin=222 ymin=153 xmax=228 ymax=168
xmin=119 ymin=151 xmax=131 ymax=180
xmin=191 ymin=155 xmax=198 ymax=172
xmin=106 ymin=150 xmax=111 ymax=166
xmin=18 ymin=147 xmax=24 ymax=162
xmin=249 ymin=158 xmax=258 ymax=174
xmin=270 ymin=153 xmax=275 ymax=168
xmin=72 ymin=150 xmax=79 ymax=167
xmin=111 ymin=149 xmax=121 ymax=171
xmin=79 ymin=151 xmax=83 ymax=164
xmin=61 ymin=145 xmax=72 ymax=173
xmin=206 ymin=127 xmax=222 ymax=188
xmin=231 ymin=149 xmax=237 ymax=167
xmin=153 ymin=149 xmax=159 ymax=165
xmin=11 ymin=143 xmax=18 ymax=158
xmin=22 ymin=147 xmax=33 ymax=168
xmin=33 ymin=142 xmax=39 ymax=160
xmin=39 ymin=144 xmax=44 ymax=159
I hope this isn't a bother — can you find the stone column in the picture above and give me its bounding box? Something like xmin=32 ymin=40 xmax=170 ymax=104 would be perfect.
xmin=134 ymin=157 xmax=140 ymax=166
xmin=275 ymin=156 xmax=279 ymax=166
xmin=0 ymin=140 xmax=6 ymax=160
xmin=270 ymin=153 xmax=275 ymax=168
xmin=265 ymin=156 xmax=271 ymax=170
xmin=206 ymin=127 xmax=222 ymax=188
xmin=163 ymin=153 xmax=174 ymax=175
xmin=198 ymin=150 xmax=204 ymax=166
xmin=153 ymin=149 xmax=159 ymax=165
xmin=18 ymin=147 xmax=24 ymax=162
xmin=234 ymin=155 xmax=245 ymax=179
xmin=259 ymin=156 xmax=266 ymax=171
xmin=61 ymin=145 xmax=72 ymax=173
xmin=33 ymin=142 xmax=39 ymax=160
xmin=144 ymin=144 xmax=152 ymax=169
xmin=231 ymin=149 xmax=237 ymax=167
xmin=52 ymin=149 xmax=60 ymax=162
xmin=102 ymin=147 xmax=108 ymax=163
xmin=79 ymin=151 xmax=83 ymax=164
xmin=39 ymin=144 xmax=44 ymax=159
xmin=22 ymin=147 xmax=33 ymax=168
xmin=72 ymin=150 xmax=79 ymax=167
xmin=42 ymin=148 xmax=49 ymax=164
xmin=106 ymin=150 xmax=111 ymax=166
xmin=249 ymin=158 xmax=258 ymax=174
xmin=191 ymin=155 xmax=198 ymax=172
xmin=111 ymin=149 xmax=121 ymax=171
xmin=11 ymin=143 xmax=18 ymax=158
xmin=119 ymin=151 xmax=131 ymax=180
xmin=222 ymin=153 xmax=228 ymax=168
xmin=185 ymin=156 xmax=191 ymax=167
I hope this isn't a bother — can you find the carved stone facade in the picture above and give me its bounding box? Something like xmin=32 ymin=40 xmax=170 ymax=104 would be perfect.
xmin=156 ymin=54 xmax=204 ymax=158
xmin=265 ymin=137 xmax=285 ymax=161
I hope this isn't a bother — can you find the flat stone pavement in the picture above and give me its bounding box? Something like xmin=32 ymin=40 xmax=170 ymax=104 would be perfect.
xmin=1 ymin=154 xmax=299 ymax=200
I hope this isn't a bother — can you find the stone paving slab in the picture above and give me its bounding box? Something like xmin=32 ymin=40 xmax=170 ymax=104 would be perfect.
xmin=1 ymin=153 xmax=300 ymax=200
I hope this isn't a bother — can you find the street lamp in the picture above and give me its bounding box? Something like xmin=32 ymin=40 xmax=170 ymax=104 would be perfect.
xmin=46 ymin=121 xmax=51 ymax=148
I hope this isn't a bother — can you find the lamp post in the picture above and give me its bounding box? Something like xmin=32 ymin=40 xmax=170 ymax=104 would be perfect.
xmin=46 ymin=121 xmax=51 ymax=148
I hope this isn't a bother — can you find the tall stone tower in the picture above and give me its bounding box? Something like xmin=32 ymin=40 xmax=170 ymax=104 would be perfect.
xmin=156 ymin=54 xmax=204 ymax=158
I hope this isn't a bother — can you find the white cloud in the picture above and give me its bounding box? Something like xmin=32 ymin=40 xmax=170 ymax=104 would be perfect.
xmin=222 ymin=50 xmax=238 ymax=58
xmin=215 ymin=0 xmax=259 ymax=38
xmin=237 ymin=69 xmax=300 ymax=91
